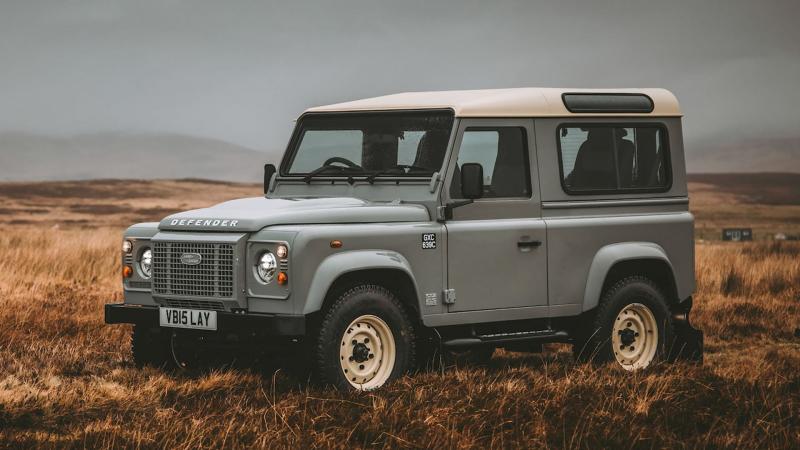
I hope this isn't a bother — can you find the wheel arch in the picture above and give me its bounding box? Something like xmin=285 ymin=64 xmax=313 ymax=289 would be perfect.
xmin=302 ymin=250 xmax=421 ymax=319
xmin=582 ymin=242 xmax=679 ymax=312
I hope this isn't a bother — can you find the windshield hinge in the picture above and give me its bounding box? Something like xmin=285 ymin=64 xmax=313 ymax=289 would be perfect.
xmin=428 ymin=171 xmax=441 ymax=193
xmin=444 ymin=288 xmax=456 ymax=305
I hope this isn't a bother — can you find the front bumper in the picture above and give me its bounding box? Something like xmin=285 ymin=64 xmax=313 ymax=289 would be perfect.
xmin=104 ymin=303 xmax=305 ymax=336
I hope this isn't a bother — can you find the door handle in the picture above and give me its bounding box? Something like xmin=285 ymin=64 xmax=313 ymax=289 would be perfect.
xmin=517 ymin=240 xmax=542 ymax=249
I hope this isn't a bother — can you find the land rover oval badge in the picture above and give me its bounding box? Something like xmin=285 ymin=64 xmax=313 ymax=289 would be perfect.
xmin=180 ymin=252 xmax=202 ymax=265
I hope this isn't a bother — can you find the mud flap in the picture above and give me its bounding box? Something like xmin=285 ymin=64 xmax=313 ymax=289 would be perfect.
xmin=671 ymin=320 xmax=704 ymax=363
xmin=669 ymin=297 xmax=704 ymax=363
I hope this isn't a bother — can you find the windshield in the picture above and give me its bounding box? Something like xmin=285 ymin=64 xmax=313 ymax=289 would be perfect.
xmin=283 ymin=110 xmax=454 ymax=178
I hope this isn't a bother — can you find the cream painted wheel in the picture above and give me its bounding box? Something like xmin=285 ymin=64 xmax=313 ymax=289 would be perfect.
xmin=612 ymin=303 xmax=659 ymax=370
xmin=339 ymin=314 xmax=396 ymax=390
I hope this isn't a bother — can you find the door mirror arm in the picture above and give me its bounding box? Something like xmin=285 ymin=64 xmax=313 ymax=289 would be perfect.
xmin=263 ymin=163 xmax=277 ymax=195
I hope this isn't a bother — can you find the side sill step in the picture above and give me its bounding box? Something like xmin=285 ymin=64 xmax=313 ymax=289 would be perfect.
xmin=442 ymin=330 xmax=571 ymax=348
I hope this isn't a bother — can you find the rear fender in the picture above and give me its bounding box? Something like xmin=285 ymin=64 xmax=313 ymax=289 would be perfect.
xmin=582 ymin=242 xmax=674 ymax=312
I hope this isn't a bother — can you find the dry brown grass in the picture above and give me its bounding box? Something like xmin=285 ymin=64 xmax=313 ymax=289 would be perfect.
xmin=0 ymin=181 xmax=799 ymax=449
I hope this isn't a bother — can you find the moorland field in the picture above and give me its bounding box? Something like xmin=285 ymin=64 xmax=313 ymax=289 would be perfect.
xmin=0 ymin=175 xmax=798 ymax=448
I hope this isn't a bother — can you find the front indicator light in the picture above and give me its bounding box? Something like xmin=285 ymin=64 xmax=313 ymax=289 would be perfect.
xmin=123 ymin=265 xmax=133 ymax=278
xmin=276 ymin=244 xmax=288 ymax=259
xmin=277 ymin=272 xmax=288 ymax=285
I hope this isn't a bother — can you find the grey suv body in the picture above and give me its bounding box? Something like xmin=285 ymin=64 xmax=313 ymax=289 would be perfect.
xmin=106 ymin=88 xmax=703 ymax=390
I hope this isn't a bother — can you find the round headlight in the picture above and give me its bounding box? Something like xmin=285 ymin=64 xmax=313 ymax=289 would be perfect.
xmin=139 ymin=248 xmax=153 ymax=279
xmin=276 ymin=244 xmax=288 ymax=259
xmin=122 ymin=240 xmax=133 ymax=254
xmin=257 ymin=251 xmax=277 ymax=283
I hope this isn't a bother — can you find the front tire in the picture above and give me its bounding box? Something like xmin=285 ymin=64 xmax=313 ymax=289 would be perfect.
xmin=313 ymin=284 xmax=415 ymax=391
xmin=573 ymin=276 xmax=673 ymax=371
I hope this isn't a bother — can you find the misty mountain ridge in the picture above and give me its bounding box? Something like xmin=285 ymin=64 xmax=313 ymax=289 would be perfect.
xmin=685 ymin=137 xmax=800 ymax=173
xmin=0 ymin=132 xmax=798 ymax=182
xmin=0 ymin=132 xmax=277 ymax=182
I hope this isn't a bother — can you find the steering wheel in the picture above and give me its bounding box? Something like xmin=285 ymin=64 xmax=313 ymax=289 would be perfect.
xmin=323 ymin=156 xmax=363 ymax=170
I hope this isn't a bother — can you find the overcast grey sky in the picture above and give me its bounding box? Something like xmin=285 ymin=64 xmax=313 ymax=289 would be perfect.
xmin=1 ymin=0 xmax=798 ymax=156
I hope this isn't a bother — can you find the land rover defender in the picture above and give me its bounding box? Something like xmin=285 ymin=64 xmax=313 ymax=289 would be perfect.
xmin=105 ymin=88 xmax=703 ymax=390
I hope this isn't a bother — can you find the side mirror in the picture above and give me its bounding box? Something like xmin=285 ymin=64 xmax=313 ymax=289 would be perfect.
xmin=263 ymin=163 xmax=276 ymax=194
xmin=460 ymin=163 xmax=484 ymax=199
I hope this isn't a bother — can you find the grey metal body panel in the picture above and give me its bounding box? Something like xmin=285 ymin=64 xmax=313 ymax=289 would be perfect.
xmin=582 ymin=242 xmax=675 ymax=311
xmin=302 ymin=250 xmax=418 ymax=315
xmin=160 ymin=197 xmax=430 ymax=232
xmin=120 ymin=109 xmax=695 ymax=332
xmin=268 ymin=222 xmax=445 ymax=317
xmin=439 ymin=118 xmax=548 ymax=313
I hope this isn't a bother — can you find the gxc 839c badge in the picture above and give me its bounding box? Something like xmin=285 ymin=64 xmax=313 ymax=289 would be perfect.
xmin=421 ymin=233 xmax=437 ymax=249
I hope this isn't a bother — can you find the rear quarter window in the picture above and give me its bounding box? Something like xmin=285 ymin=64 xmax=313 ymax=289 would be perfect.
xmin=557 ymin=124 xmax=671 ymax=194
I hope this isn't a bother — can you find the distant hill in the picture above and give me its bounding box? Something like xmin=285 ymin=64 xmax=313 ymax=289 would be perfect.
xmin=0 ymin=132 xmax=275 ymax=182
xmin=687 ymin=172 xmax=800 ymax=205
xmin=686 ymin=137 xmax=800 ymax=174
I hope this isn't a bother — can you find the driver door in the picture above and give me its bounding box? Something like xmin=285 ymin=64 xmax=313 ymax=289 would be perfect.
xmin=443 ymin=118 xmax=548 ymax=316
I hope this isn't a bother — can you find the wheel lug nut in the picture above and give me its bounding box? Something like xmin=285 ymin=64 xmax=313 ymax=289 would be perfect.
xmin=629 ymin=346 xmax=634 ymax=351
xmin=352 ymin=340 xmax=357 ymax=345
xmin=364 ymin=338 xmax=370 ymax=343
xmin=359 ymin=364 xmax=365 ymax=370
xmin=369 ymin=354 xmax=374 ymax=359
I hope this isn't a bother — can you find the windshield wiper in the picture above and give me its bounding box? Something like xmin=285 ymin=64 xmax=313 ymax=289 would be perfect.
xmin=302 ymin=164 xmax=361 ymax=183
xmin=366 ymin=164 xmax=430 ymax=184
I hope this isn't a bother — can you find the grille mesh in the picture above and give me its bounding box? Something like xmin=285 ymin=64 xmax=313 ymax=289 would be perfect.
xmin=152 ymin=242 xmax=234 ymax=298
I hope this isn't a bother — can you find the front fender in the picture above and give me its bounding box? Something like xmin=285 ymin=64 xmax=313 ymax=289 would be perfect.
xmin=582 ymin=242 xmax=674 ymax=312
xmin=302 ymin=250 xmax=419 ymax=315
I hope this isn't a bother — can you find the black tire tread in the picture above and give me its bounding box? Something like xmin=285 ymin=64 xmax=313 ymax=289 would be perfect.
xmin=574 ymin=275 xmax=673 ymax=365
xmin=313 ymin=284 xmax=416 ymax=388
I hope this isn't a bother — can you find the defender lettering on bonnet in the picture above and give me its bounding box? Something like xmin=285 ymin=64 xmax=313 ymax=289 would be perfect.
xmin=107 ymin=88 xmax=702 ymax=391
xmin=169 ymin=219 xmax=239 ymax=227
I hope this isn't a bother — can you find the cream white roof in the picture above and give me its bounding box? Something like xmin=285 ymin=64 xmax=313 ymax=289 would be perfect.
xmin=307 ymin=88 xmax=680 ymax=117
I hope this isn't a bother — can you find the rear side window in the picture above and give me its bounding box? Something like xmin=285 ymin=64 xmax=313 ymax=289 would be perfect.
xmin=558 ymin=125 xmax=670 ymax=193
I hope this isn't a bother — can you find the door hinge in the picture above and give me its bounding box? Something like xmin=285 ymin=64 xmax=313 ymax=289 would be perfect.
xmin=443 ymin=288 xmax=456 ymax=305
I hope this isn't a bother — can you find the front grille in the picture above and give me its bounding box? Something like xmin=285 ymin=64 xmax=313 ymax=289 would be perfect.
xmin=161 ymin=299 xmax=225 ymax=311
xmin=127 ymin=281 xmax=151 ymax=289
xmin=152 ymin=242 xmax=235 ymax=298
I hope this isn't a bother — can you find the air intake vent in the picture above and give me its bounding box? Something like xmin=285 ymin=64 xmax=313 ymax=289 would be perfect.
xmin=562 ymin=93 xmax=654 ymax=113
xmin=152 ymin=241 xmax=235 ymax=298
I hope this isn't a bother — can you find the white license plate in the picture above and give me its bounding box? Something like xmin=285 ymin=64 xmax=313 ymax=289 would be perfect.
xmin=159 ymin=307 xmax=218 ymax=331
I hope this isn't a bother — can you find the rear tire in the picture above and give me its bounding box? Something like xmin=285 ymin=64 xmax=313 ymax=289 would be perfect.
xmin=573 ymin=276 xmax=673 ymax=370
xmin=131 ymin=326 xmax=170 ymax=368
xmin=313 ymin=284 xmax=415 ymax=391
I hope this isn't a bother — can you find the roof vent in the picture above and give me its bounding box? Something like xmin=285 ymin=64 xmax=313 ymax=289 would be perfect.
xmin=562 ymin=93 xmax=654 ymax=113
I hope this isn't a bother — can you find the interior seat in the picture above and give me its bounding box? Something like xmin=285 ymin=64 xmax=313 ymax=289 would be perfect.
xmin=413 ymin=130 xmax=449 ymax=171
xmin=568 ymin=129 xmax=616 ymax=189
xmin=490 ymin=128 xmax=528 ymax=197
